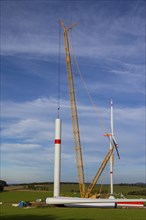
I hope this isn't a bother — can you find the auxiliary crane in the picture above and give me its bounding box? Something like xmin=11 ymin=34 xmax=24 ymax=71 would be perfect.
xmin=60 ymin=19 xmax=120 ymax=198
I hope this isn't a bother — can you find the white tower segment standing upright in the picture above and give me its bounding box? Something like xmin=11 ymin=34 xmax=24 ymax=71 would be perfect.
xmin=110 ymin=99 xmax=114 ymax=195
xmin=54 ymin=118 xmax=62 ymax=197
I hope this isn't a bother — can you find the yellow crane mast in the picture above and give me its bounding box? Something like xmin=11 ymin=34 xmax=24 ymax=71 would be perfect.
xmin=59 ymin=19 xmax=86 ymax=198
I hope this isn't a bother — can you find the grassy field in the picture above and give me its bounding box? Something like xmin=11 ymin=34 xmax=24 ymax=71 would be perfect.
xmin=1 ymin=205 xmax=146 ymax=220
xmin=0 ymin=185 xmax=146 ymax=220
xmin=60 ymin=183 xmax=146 ymax=198
xmin=5 ymin=183 xmax=145 ymax=197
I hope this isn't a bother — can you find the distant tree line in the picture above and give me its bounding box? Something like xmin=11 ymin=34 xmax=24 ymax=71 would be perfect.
xmin=9 ymin=182 xmax=146 ymax=187
xmin=127 ymin=189 xmax=146 ymax=196
xmin=12 ymin=182 xmax=53 ymax=186
xmin=26 ymin=184 xmax=50 ymax=191
xmin=118 ymin=183 xmax=146 ymax=187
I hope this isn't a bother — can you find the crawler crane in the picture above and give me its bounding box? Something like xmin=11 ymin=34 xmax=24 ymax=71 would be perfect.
xmin=59 ymin=19 xmax=86 ymax=198
xmin=60 ymin=19 xmax=120 ymax=198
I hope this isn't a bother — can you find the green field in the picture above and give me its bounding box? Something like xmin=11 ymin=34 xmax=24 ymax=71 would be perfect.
xmin=0 ymin=185 xmax=146 ymax=220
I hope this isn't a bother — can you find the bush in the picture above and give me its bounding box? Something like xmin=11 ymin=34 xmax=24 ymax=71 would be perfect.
xmin=0 ymin=184 xmax=4 ymax=191
xmin=0 ymin=180 xmax=8 ymax=187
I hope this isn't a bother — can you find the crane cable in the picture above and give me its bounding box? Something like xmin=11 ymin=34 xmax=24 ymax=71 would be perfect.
xmin=69 ymin=31 xmax=107 ymax=133
xmin=57 ymin=20 xmax=61 ymax=118
xmin=69 ymin=31 xmax=111 ymax=192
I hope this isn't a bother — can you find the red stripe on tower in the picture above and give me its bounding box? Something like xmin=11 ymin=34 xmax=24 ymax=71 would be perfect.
xmin=55 ymin=139 xmax=61 ymax=144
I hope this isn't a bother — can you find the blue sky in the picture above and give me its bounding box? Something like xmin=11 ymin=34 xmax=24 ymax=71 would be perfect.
xmin=1 ymin=0 xmax=145 ymax=185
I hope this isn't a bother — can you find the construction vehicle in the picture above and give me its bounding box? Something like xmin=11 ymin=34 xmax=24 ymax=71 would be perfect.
xmin=59 ymin=19 xmax=120 ymax=198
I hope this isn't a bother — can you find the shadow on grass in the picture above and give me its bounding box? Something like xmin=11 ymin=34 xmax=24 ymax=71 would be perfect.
xmin=1 ymin=215 xmax=92 ymax=220
xmin=1 ymin=215 xmax=56 ymax=220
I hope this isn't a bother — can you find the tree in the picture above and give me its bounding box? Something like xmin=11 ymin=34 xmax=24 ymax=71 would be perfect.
xmin=0 ymin=184 xmax=4 ymax=191
xmin=0 ymin=180 xmax=8 ymax=191
xmin=0 ymin=180 xmax=8 ymax=186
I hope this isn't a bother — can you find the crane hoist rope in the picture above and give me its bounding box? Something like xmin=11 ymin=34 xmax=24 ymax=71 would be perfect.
xmin=69 ymin=31 xmax=108 ymax=134
xmin=57 ymin=20 xmax=61 ymax=118
xmin=69 ymin=30 xmax=113 ymax=195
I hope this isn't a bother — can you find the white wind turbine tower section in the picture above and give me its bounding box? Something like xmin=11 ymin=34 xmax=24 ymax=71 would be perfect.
xmin=110 ymin=99 xmax=114 ymax=195
xmin=54 ymin=118 xmax=62 ymax=197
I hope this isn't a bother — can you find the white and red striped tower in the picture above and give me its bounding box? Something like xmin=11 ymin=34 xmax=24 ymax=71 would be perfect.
xmin=54 ymin=118 xmax=62 ymax=197
xmin=110 ymin=99 xmax=114 ymax=195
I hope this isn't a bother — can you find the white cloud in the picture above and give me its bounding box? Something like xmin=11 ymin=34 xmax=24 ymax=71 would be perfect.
xmin=1 ymin=1 xmax=144 ymax=64
xmin=1 ymin=97 xmax=145 ymax=183
xmin=2 ymin=143 xmax=41 ymax=152
xmin=1 ymin=119 xmax=53 ymax=143
xmin=1 ymin=1 xmax=145 ymax=184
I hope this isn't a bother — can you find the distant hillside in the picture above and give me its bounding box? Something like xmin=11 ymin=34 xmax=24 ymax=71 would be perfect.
xmin=9 ymin=182 xmax=146 ymax=188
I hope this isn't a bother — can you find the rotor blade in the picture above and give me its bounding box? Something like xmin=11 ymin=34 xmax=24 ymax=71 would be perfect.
xmin=105 ymin=134 xmax=120 ymax=159
xmin=112 ymin=136 xmax=118 ymax=146
xmin=112 ymin=137 xmax=120 ymax=159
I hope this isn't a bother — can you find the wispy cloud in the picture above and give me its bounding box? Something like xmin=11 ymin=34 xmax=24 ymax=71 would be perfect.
xmin=1 ymin=97 xmax=145 ymax=183
xmin=2 ymin=143 xmax=41 ymax=152
xmin=1 ymin=0 xmax=145 ymax=184
xmin=1 ymin=0 xmax=145 ymax=63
